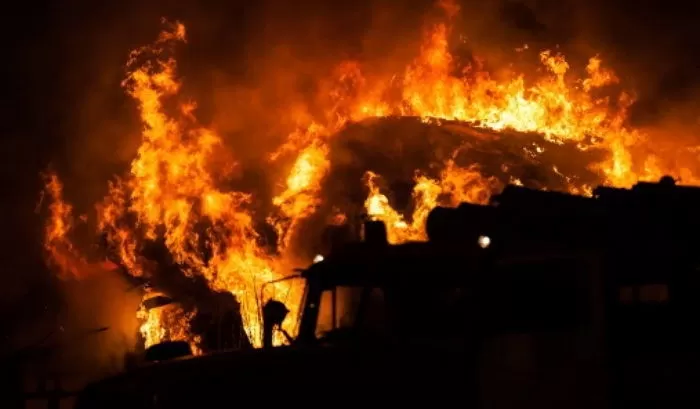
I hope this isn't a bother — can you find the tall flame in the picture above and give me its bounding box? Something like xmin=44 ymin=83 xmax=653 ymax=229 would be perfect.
xmin=42 ymin=2 xmax=700 ymax=350
xmin=42 ymin=172 xmax=86 ymax=279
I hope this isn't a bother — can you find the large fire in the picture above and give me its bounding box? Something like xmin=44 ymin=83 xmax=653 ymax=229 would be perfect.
xmin=42 ymin=1 xmax=700 ymax=353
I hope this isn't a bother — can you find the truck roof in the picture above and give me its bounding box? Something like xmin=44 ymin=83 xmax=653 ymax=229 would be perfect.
xmin=302 ymin=240 xmax=493 ymax=289
xmin=302 ymin=241 xmax=584 ymax=288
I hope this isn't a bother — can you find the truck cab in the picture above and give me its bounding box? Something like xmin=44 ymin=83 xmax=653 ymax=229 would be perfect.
xmin=262 ymin=219 xmax=590 ymax=348
xmin=291 ymin=234 xmax=486 ymax=346
xmin=254 ymin=220 xmax=598 ymax=407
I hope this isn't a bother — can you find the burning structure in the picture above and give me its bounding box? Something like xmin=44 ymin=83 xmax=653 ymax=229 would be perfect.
xmin=40 ymin=0 xmax=700 ymax=367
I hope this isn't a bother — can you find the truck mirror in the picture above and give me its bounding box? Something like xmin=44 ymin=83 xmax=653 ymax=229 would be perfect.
xmin=262 ymin=299 xmax=290 ymax=348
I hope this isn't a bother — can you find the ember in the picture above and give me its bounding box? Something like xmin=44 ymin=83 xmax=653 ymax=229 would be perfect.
xmin=41 ymin=0 xmax=700 ymax=355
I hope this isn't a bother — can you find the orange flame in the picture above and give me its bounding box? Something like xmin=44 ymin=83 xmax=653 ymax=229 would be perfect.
xmin=137 ymin=291 xmax=201 ymax=354
xmin=364 ymin=161 xmax=500 ymax=243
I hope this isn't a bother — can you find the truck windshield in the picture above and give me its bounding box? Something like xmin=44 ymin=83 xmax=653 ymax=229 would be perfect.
xmin=315 ymin=286 xmax=387 ymax=339
xmin=314 ymin=284 xmax=473 ymax=341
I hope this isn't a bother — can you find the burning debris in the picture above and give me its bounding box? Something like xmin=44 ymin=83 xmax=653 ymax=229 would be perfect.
xmin=39 ymin=0 xmax=700 ymax=359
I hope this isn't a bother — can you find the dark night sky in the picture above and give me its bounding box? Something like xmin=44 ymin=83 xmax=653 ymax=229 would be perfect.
xmin=2 ymin=0 xmax=700 ymax=346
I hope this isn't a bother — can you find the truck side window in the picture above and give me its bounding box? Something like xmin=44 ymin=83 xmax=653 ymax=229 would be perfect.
xmin=315 ymin=286 xmax=364 ymax=338
xmin=357 ymin=287 xmax=387 ymax=334
xmin=316 ymin=289 xmax=335 ymax=337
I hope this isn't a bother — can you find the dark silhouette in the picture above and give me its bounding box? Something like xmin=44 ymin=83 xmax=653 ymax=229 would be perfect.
xmin=500 ymin=1 xmax=547 ymax=34
xmin=143 ymin=341 xmax=192 ymax=363
xmin=261 ymin=300 xmax=290 ymax=349
xmin=70 ymin=176 xmax=700 ymax=408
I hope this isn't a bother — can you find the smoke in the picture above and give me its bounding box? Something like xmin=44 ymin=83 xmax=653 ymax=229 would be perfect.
xmin=53 ymin=266 xmax=141 ymax=379
xmin=39 ymin=0 xmax=700 ymax=217
xmin=187 ymin=0 xmax=438 ymax=164
xmin=9 ymin=1 xmax=700 ymax=212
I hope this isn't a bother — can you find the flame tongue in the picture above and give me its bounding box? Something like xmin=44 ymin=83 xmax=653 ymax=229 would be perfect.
xmin=96 ymin=22 xmax=304 ymax=350
xmin=42 ymin=1 xmax=700 ymax=352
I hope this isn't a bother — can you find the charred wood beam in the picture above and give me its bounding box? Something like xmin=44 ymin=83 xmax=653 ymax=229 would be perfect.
xmin=97 ymin=231 xmax=254 ymax=351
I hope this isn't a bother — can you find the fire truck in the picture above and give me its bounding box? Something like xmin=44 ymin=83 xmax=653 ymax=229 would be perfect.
xmin=74 ymin=176 xmax=700 ymax=409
